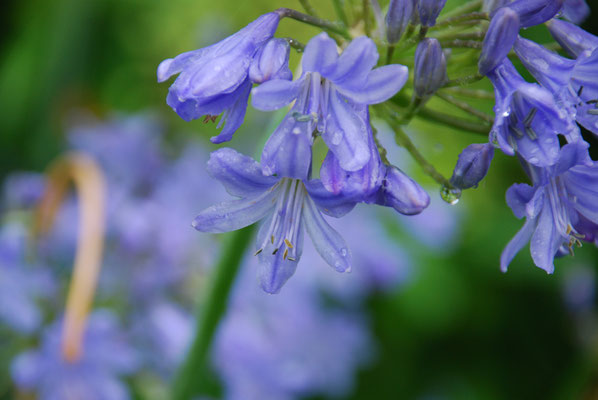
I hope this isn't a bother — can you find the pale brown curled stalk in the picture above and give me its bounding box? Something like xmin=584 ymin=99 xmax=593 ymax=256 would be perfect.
xmin=34 ymin=152 xmax=106 ymax=363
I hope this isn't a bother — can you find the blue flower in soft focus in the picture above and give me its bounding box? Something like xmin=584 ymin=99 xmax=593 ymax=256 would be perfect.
xmin=11 ymin=310 xmax=139 ymax=400
xmin=547 ymin=18 xmax=598 ymax=58
xmin=501 ymin=142 xmax=597 ymax=273
xmin=514 ymin=37 xmax=598 ymax=136
xmin=213 ymin=263 xmax=373 ymax=400
xmin=252 ymin=33 xmax=408 ymax=177
xmin=385 ymin=0 xmax=416 ymax=44
xmin=157 ymin=12 xmax=284 ymax=143
xmin=1 ymin=172 xmax=45 ymax=209
xmin=0 ymin=223 xmax=54 ymax=334
xmin=487 ymin=59 xmax=577 ymax=166
xmin=192 ymin=148 xmax=355 ymax=293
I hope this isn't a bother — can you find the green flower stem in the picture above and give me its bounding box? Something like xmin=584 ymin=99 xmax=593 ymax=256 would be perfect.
xmin=445 ymin=73 xmax=484 ymax=87
xmin=417 ymin=106 xmax=491 ymax=135
xmin=332 ymin=0 xmax=350 ymax=27
xmin=439 ymin=39 xmax=483 ymax=49
xmin=441 ymin=87 xmax=494 ymax=100
xmin=434 ymin=11 xmax=489 ymax=28
xmin=277 ymin=8 xmax=351 ymax=40
xmin=436 ymin=0 xmax=483 ymax=21
xmin=172 ymin=225 xmax=256 ymax=400
xmin=433 ymin=30 xmax=486 ymax=41
xmin=363 ymin=0 xmax=371 ymax=36
xmin=298 ymin=0 xmax=318 ymax=16
xmin=435 ymin=91 xmax=494 ymax=124
xmin=284 ymin=37 xmax=306 ymax=52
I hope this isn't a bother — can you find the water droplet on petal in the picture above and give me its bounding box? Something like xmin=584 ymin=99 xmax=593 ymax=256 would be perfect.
xmin=440 ymin=185 xmax=462 ymax=205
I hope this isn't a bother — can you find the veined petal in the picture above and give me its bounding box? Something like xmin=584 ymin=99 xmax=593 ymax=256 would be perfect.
xmin=529 ymin=202 xmax=563 ymax=274
xmin=337 ymin=65 xmax=409 ymax=105
xmin=192 ymin=188 xmax=279 ymax=233
xmin=327 ymin=36 xmax=379 ymax=85
xmin=207 ymin=148 xmax=278 ymax=197
xmin=157 ymin=48 xmax=205 ymax=83
xmin=302 ymin=33 xmax=339 ymax=74
xmin=506 ymin=183 xmax=537 ymax=219
xmin=322 ymin=90 xmax=370 ymax=171
xmin=302 ymin=197 xmax=352 ymax=272
xmin=251 ymin=78 xmax=303 ymax=111
xmin=261 ymin=107 xmax=313 ymax=180
xmin=304 ymin=179 xmax=357 ymax=218
xmin=255 ymin=214 xmax=304 ymax=294
xmin=210 ymin=79 xmax=252 ymax=144
xmin=500 ymin=217 xmax=536 ymax=272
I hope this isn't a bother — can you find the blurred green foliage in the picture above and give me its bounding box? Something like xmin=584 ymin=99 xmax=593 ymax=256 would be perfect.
xmin=1 ymin=0 xmax=598 ymax=399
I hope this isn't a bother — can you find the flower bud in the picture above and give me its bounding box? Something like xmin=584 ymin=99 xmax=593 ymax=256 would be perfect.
xmin=506 ymin=0 xmax=564 ymax=28
xmin=561 ymin=0 xmax=590 ymax=24
xmin=449 ymin=143 xmax=494 ymax=189
xmin=417 ymin=0 xmax=447 ymax=27
xmin=249 ymin=38 xmax=292 ymax=84
xmin=376 ymin=166 xmax=430 ymax=215
xmin=547 ymin=18 xmax=598 ymax=57
xmin=385 ymin=0 xmax=416 ymax=44
xmin=414 ymin=38 xmax=447 ymax=100
xmin=478 ymin=7 xmax=519 ymax=76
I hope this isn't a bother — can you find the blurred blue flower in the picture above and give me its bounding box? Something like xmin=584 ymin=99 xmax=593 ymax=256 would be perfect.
xmin=11 ymin=310 xmax=139 ymax=400
xmin=385 ymin=0 xmax=416 ymax=44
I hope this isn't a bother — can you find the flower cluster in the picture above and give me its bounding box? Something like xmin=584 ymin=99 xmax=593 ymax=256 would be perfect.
xmin=476 ymin=0 xmax=598 ymax=273
xmin=158 ymin=9 xmax=433 ymax=294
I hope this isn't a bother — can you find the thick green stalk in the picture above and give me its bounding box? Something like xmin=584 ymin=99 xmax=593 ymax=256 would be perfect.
xmin=172 ymin=225 xmax=256 ymax=400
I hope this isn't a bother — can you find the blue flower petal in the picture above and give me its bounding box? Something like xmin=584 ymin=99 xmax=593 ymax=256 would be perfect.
xmin=337 ymin=64 xmax=409 ymax=105
xmin=251 ymin=78 xmax=303 ymax=111
xmin=506 ymin=183 xmax=537 ymax=219
xmin=210 ymin=79 xmax=252 ymax=144
xmin=192 ymin=188 xmax=279 ymax=233
xmin=500 ymin=217 xmax=536 ymax=272
xmin=304 ymin=179 xmax=357 ymax=218
xmin=207 ymin=148 xmax=278 ymax=198
xmin=302 ymin=197 xmax=352 ymax=272
xmin=326 ymin=36 xmax=378 ymax=85
xmin=302 ymin=33 xmax=339 ymax=74
xmin=530 ymin=202 xmax=563 ymax=274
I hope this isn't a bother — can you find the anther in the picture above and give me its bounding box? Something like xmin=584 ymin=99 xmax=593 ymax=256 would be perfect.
xmin=511 ymin=125 xmax=525 ymax=138
xmin=272 ymin=247 xmax=279 ymax=255
xmin=577 ymin=86 xmax=584 ymax=97
xmin=287 ymin=257 xmax=296 ymax=261
xmin=283 ymin=248 xmax=288 ymax=260
xmin=525 ymin=126 xmax=538 ymax=140
xmin=284 ymin=239 xmax=293 ymax=248
xmin=586 ymin=99 xmax=598 ymax=105
xmin=271 ymin=235 xmax=275 ymax=244
xmin=588 ymin=109 xmax=598 ymax=115
xmin=507 ymin=134 xmax=518 ymax=151
xmin=254 ymin=248 xmax=263 ymax=256
xmin=523 ymin=108 xmax=537 ymax=127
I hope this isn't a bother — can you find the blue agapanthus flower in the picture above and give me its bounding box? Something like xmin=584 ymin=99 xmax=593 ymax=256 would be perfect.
xmin=501 ymin=142 xmax=597 ymax=273
xmin=192 ymin=148 xmax=355 ymax=293
xmin=11 ymin=310 xmax=139 ymax=400
xmin=252 ymin=32 xmax=408 ymax=177
xmin=514 ymin=36 xmax=598 ymax=136
xmin=547 ymin=18 xmax=598 ymax=58
xmin=487 ymin=59 xmax=577 ymax=166
xmin=157 ymin=12 xmax=285 ymax=143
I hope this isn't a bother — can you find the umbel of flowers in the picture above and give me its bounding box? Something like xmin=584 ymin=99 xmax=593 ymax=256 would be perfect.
xmin=158 ymin=0 xmax=598 ymax=292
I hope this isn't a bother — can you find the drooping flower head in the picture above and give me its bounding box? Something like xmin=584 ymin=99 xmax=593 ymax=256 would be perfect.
xmin=157 ymin=12 xmax=287 ymax=143
xmin=501 ymin=142 xmax=597 ymax=273
xmin=252 ymin=33 xmax=408 ymax=178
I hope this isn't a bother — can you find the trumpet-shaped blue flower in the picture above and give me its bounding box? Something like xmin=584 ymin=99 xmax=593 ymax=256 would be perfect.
xmin=501 ymin=142 xmax=597 ymax=273
xmin=252 ymin=33 xmax=408 ymax=178
xmin=192 ymin=148 xmax=355 ymax=293
xmin=514 ymin=37 xmax=598 ymax=136
xmin=157 ymin=12 xmax=283 ymax=143
xmin=506 ymin=0 xmax=564 ymax=28
xmin=487 ymin=59 xmax=576 ymax=166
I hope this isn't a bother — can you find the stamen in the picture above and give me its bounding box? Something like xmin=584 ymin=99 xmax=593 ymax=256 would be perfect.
xmin=254 ymin=248 xmax=263 ymax=256
xmin=588 ymin=109 xmax=598 ymax=115
xmin=525 ymin=126 xmax=537 ymax=140
xmin=272 ymin=247 xmax=279 ymax=255
xmin=507 ymin=134 xmax=518 ymax=151
xmin=586 ymin=99 xmax=598 ymax=105
xmin=288 ymin=257 xmax=296 ymax=262
xmin=577 ymin=86 xmax=584 ymax=97
xmin=511 ymin=125 xmax=525 ymax=138
xmin=284 ymin=239 xmax=293 ymax=248
xmin=283 ymin=248 xmax=288 ymax=260
xmin=271 ymin=235 xmax=275 ymax=244
xmin=523 ymin=108 xmax=537 ymax=127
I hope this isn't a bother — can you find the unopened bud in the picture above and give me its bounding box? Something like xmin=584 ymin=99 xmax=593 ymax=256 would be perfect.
xmin=547 ymin=18 xmax=598 ymax=57
xmin=385 ymin=0 xmax=416 ymax=44
xmin=506 ymin=0 xmax=564 ymax=28
xmin=249 ymin=38 xmax=292 ymax=84
xmin=478 ymin=7 xmax=519 ymax=75
xmin=376 ymin=166 xmax=430 ymax=215
xmin=450 ymin=143 xmax=494 ymax=189
xmin=417 ymin=0 xmax=447 ymax=27
xmin=414 ymin=38 xmax=447 ymax=100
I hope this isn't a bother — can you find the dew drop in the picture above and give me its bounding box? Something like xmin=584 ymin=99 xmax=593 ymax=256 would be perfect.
xmin=440 ymin=185 xmax=462 ymax=205
xmin=331 ymin=131 xmax=342 ymax=145
xmin=292 ymin=127 xmax=301 ymax=135
xmin=529 ymin=157 xmax=539 ymax=164
xmin=340 ymin=248 xmax=347 ymax=257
